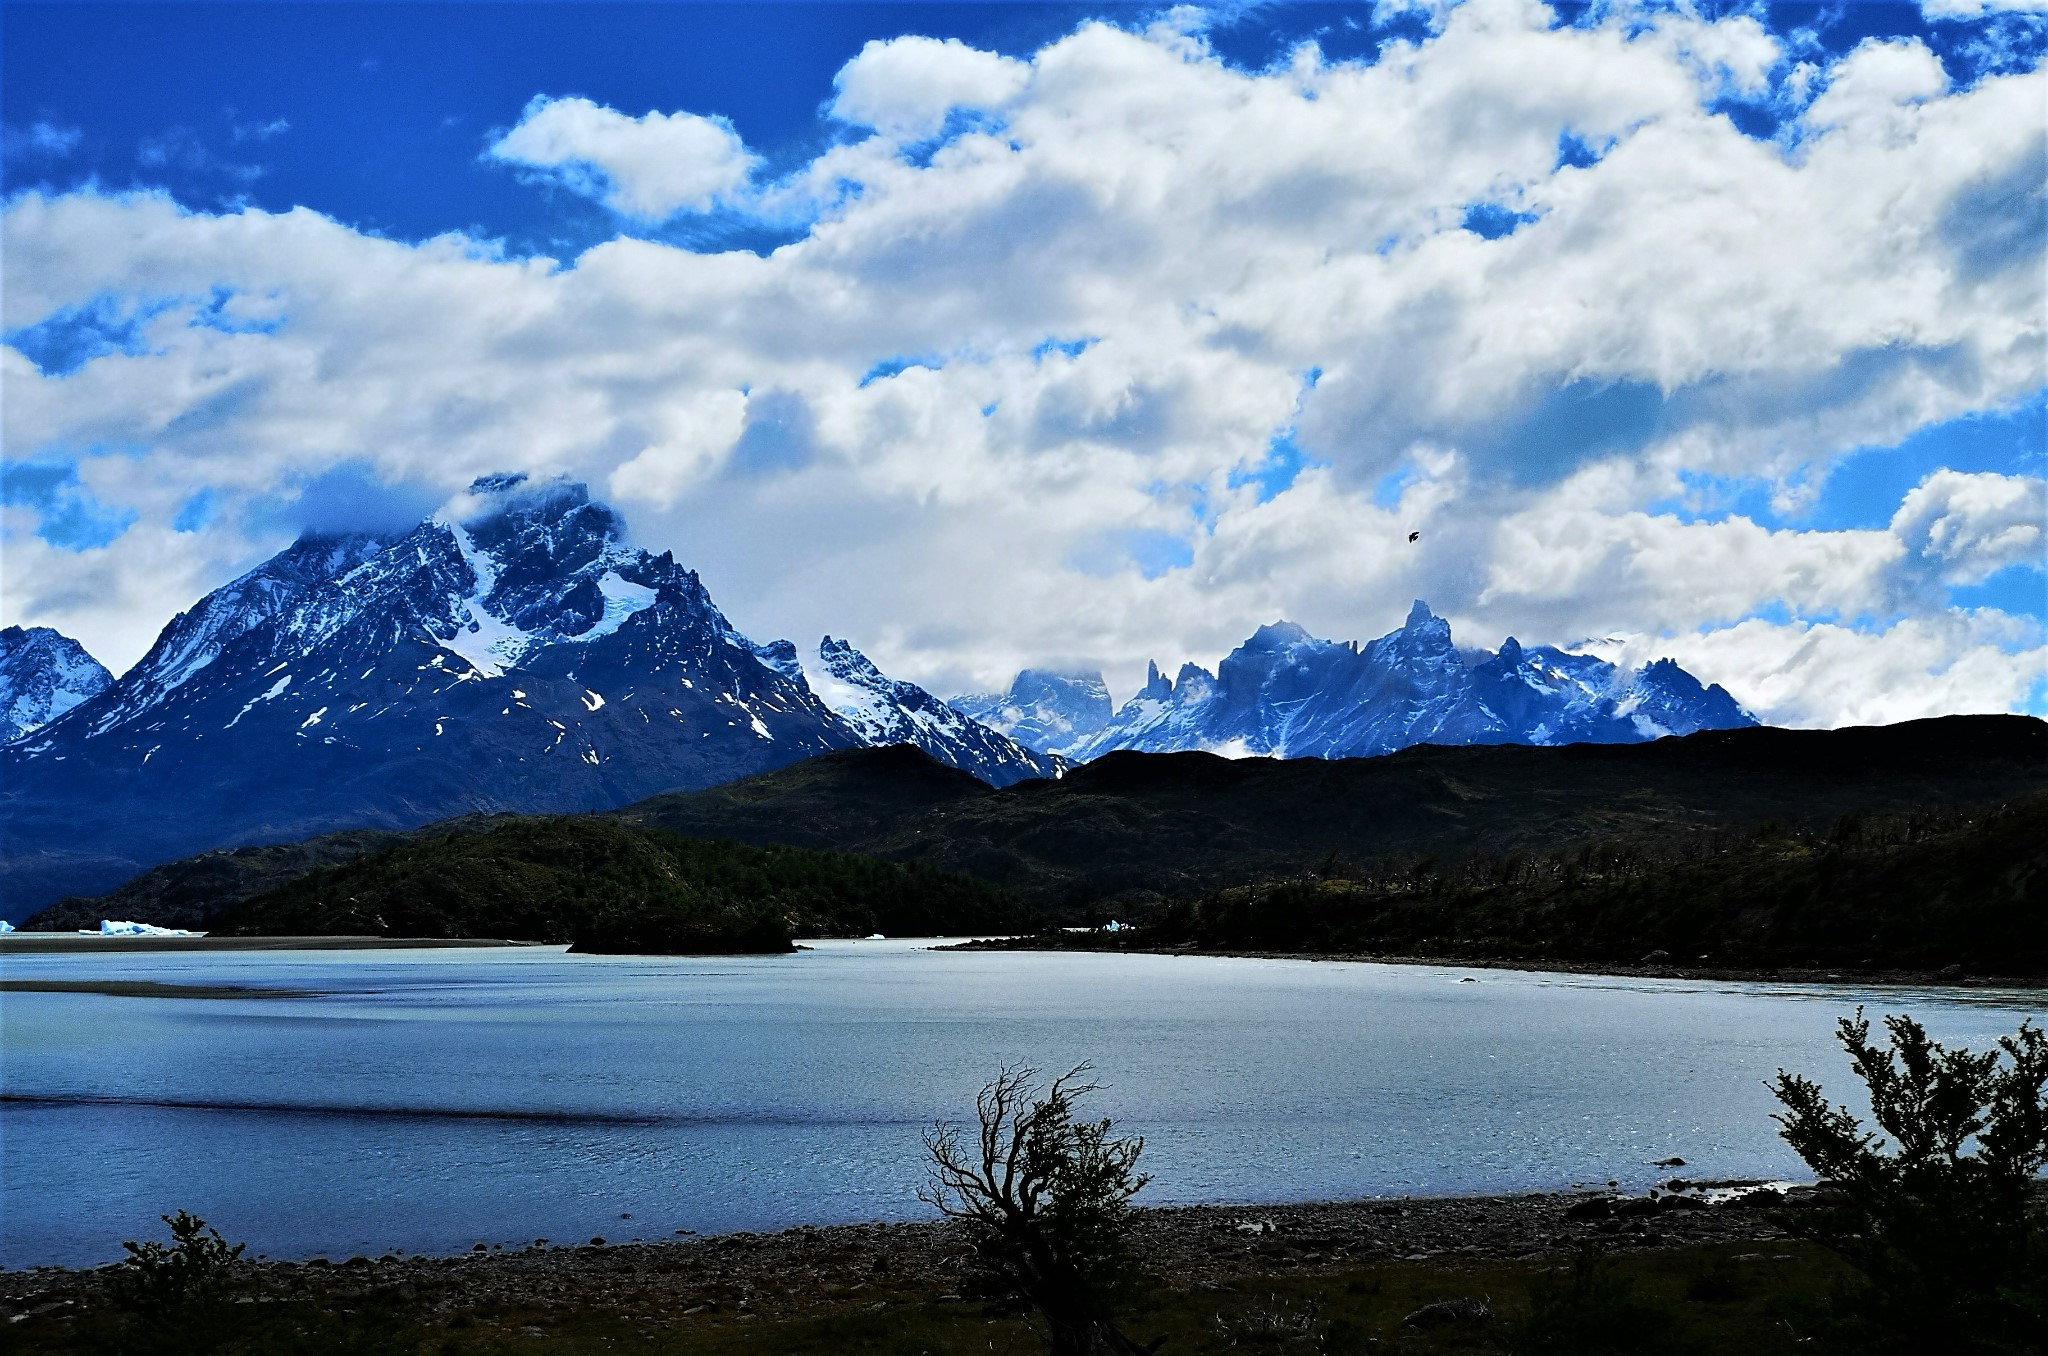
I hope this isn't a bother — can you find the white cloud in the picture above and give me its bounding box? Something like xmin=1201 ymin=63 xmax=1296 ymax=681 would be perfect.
xmin=3 ymin=2 xmax=2044 ymax=727
xmin=829 ymin=36 xmax=1032 ymax=141
xmin=607 ymin=389 xmax=750 ymax=506
xmin=1922 ymin=0 xmax=2048 ymax=17
xmin=486 ymin=96 xmax=754 ymax=220
xmin=1611 ymin=611 xmax=2046 ymax=730
xmin=1802 ymin=38 xmax=1949 ymax=143
xmin=1891 ymin=469 xmax=2048 ymax=586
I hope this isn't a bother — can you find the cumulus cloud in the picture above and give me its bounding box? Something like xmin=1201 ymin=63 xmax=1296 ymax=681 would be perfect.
xmin=829 ymin=36 xmax=1033 ymax=141
xmin=1802 ymin=38 xmax=1949 ymax=141
xmin=486 ymin=95 xmax=755 ymax=220
xmin=1891 ymin=469 xmax=2047 ymax=586
xmin=3 ymin=0 xmax=2044 ymax=726
xmin=1610 ymin=611 xmax=2045 ymax=730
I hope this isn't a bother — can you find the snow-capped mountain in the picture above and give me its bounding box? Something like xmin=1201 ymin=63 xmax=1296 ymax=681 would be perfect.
xmin=951 ymin=670 xmax=1112 ymax=758
xmin=0 ymin=476 xmax=1021 ymax=910
xmin=808 ymin=637 xmax=1060 ymax=785
xmin=988 ymin=601 xmax=1753 ymax=762
xmin=0 ymin=626 xmax=112 ymax=742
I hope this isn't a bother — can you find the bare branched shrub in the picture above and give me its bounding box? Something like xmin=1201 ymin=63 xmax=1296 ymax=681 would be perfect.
xmin=920 ymin=1064 xmax=1155 ymax=1355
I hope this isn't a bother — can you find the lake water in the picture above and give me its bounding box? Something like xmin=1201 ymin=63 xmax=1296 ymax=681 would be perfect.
xmin=2 ymin=940 xmax=2042 ymax=1268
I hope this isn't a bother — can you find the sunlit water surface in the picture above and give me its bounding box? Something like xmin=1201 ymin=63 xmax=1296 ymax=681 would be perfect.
xmin=2 ymin=940 xmax=2040 ymax=1266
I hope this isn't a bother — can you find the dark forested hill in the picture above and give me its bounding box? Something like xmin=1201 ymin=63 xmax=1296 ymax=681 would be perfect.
xmin=1113 ymin=794 xmax=2048 ymax=975
xmin=30 ymin=716 xmax=2046 ymax=953
xmin=211 ymin=817 xmax=1023 ymax=950
xmin=618 ymin=715 xmax=2048 ymax=910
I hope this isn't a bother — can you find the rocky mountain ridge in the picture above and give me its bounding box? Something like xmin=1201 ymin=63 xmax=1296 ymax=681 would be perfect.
xmin=958 ymin=601 xmax=1753 ymax=760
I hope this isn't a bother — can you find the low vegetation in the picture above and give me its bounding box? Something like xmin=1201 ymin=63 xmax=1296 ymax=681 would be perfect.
xmin=1770 ymin=1010 xmax=2048 ymax=1352
xmin=212 ymin=817 xmax=1022 ymax=952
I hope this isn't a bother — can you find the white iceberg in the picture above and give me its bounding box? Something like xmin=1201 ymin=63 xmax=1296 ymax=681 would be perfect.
xmin=0 ymin=919 xmax=14 ymax=933
xmin=87 ymin=920 xmax=200 ymax=937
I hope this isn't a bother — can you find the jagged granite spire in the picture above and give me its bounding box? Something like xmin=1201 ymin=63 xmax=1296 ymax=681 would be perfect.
xmin=1018 ymin=604 xmax=1754 ymax=762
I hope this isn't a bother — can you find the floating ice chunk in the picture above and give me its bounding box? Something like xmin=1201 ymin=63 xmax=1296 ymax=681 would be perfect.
xmin=92 ymin=920 xmax=200 ymax=937
xmin=0 ymin=920 xmax=14 ymax=934
xmin=866 ymin=933 xmax=886 ymax=941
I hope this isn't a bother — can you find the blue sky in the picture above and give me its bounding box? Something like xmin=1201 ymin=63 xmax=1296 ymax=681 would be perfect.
xmin=3 ymin=0 xmax=2044 ymax=724
xmin=10 ymin=2 xmax=2038 ymax=253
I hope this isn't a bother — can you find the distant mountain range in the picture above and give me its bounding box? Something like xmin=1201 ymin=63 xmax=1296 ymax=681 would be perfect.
xmin=953 ymin=601 xmax=1752 ymax=761
xmin=3 ymin=476 xmax=1750 ymax=915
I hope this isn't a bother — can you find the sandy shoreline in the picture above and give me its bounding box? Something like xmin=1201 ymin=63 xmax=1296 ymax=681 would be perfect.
xmin=940 ymin=938 xmax=2048 ymax=990
xmin=6 ymin=933 xmax=2037 ymax=988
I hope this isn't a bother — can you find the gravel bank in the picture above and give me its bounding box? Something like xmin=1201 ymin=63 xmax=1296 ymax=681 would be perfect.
xmin=0 ymin=1183 xmax=1808 ymax=1325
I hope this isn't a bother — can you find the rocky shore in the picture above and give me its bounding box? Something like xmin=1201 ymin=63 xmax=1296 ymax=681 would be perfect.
xmin=0 ymin=1183 xmax=1808 ymax=1328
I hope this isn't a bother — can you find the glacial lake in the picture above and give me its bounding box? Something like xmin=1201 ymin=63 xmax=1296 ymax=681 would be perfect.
xmin=2 ymin=940 xmax=2042 ymax=1268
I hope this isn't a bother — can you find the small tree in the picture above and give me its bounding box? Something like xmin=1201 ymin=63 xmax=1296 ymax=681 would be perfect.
xmin=920 ymin=1064 xmax=1156 ymax=1356
xmin=1771 ymin=1009 xmax=2048 ymax=1352
xmin=108 ymin=1210 xmax=246 ymax=1353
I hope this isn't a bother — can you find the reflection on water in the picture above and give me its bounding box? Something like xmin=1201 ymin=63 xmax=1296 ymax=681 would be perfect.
xmin=1 ymin=940 xmax=2040 ymax=1266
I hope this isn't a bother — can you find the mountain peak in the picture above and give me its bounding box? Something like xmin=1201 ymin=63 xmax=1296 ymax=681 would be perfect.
xmin=468 ymin=472 xmax=530 ymax=496
xmin=0 ymin=625 xmax=113 ymax=742
xmin=814 ymin=637 xmax=1058 ymax=785
xmin=950 ymin=668 xmax=1112 ymax=760
xmin=455 ymin=476 xmax=619 ymax=561
xmin=1245 ymin=620 xmax=1314 ymax=651
xmin=1399 ymin=599 xmax=1453 ymax=647
xmin=819 ymin=635 xmax=883 ymax=682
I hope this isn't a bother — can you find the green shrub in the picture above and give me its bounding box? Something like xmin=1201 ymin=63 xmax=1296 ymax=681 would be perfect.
xmin=102 ymin=1211 xmax=245 ymax=1354
xmin=1770 ymin=1010 xmax=2048 ymax=1352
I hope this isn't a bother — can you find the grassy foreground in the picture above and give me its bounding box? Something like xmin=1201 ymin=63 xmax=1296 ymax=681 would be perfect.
xmin=4 ymin=1238 xmax=1847 ymax=1355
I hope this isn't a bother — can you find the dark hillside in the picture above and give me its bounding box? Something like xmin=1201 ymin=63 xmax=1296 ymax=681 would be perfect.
xmin=620 ymin=715 xmax=2048 ymax=909
xmin=213 ymin=817 xmax=1023 ymax=950
xmin=23 ymin=823 xmax=484 ymax=933
xmin=1122 ymin=794 xmax=2048 ymax=975
xmin=617 ymin=744 xmax=999 ymax=850
xmin=32 ymin=716 xmax=2046 ymax=940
